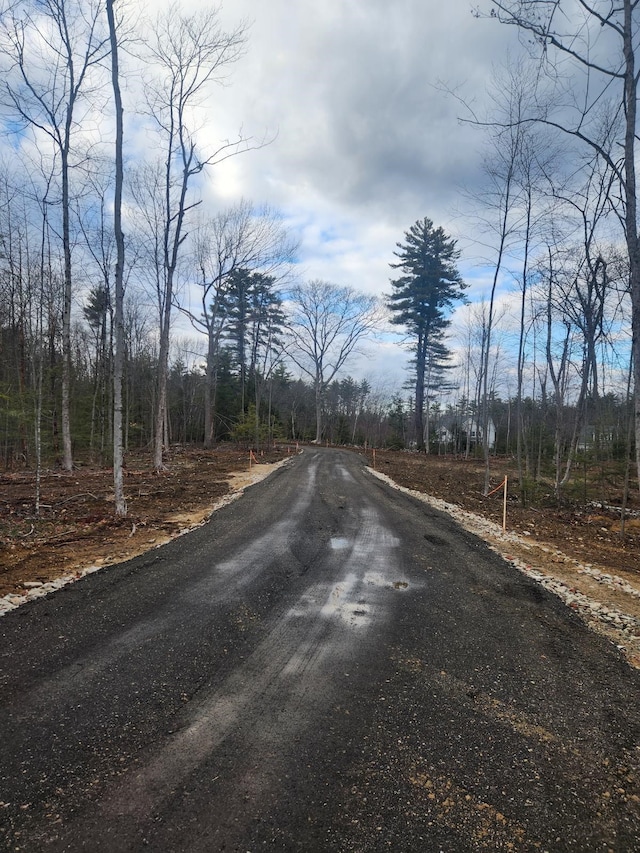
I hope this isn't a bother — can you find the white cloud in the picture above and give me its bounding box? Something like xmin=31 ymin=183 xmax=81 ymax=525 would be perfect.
xmin=190 ymin=0 xmax=524 ymax=291
xmin=125 ymin=1 xmax=526 ymax=302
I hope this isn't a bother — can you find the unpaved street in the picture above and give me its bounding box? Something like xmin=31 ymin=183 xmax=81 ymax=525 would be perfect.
xmin=1 ymin=448 xmax=640 ymax=851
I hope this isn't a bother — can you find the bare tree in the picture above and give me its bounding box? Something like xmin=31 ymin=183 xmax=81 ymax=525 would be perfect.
xmin=0 ymin=0 xmax=110 ymax=470
xmin=485 ymin=0 xmax=640 ymax=486
xmin=140 ymin=6 xmax=252 ymax=470
xmin=538 ymin=244 xmax=578 ymax=496
xmin=468 ymin=69 xmax=536 ymax=491
xmin=106 ymin=0 xmax=126 ymax=516
xmin=550 ymin=170 xmax=616 ymax=490
xmin=287 ymin=280 xmax=379 ymax=443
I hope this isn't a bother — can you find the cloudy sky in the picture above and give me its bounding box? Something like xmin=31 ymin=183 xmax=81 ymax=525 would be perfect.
xmin=210 ymin=1 xmax=522 ymax=269
xmin=153 ymin=0 xmax=526 ymax=383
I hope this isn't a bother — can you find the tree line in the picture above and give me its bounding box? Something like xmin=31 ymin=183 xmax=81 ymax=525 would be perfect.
xmin=468 ymin=1 xmax=638 ymax=504
xmin=0 ymin=0 xmax=638 ymax=517
xmin=0 ymin=0 xmax=380 ymax=515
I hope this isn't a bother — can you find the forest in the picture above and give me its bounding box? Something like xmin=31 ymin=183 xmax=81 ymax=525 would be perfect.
xmin=0 ymin=0 xmax=638 ymax=517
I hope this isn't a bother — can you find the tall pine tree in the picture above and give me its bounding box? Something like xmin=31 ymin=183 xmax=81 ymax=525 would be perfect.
xmin=388 ymin=217 xmax=466 ymax=451
xmin=224 ymin=268 xmax=285 ymax=417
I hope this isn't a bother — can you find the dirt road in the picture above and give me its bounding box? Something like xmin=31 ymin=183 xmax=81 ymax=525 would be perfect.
xmin=1 ymin=448 xmax=639 ymax=851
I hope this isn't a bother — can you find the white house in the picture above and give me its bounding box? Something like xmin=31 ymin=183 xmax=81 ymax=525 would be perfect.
xmin=436 ymin=415 xmax=496 ymax=450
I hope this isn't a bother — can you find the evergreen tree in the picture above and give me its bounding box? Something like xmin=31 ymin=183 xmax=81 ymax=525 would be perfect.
xmin=388 ymin=217 xmax=467 ymax=451
xmin=83 ymin=286 xmax=112 ymax=457
xmin=386 ymin=395 xmax=407 ymax=449
xmin=224 ymin=268 xmax=285 ymax=418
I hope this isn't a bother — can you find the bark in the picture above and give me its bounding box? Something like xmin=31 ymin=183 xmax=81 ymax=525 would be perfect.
xmin=314 ymin=381 xmax=323 ymax=444
xmin=203 ymin=328 xmax=221 ymax=448
xmin=107 ymin=0 xmax=127 ymax=517
xmin=60 ymin=140 xmax=73 ymax=470
xmin=621 ymin=1 xmax=640 ymax=491
xmin=516 ymin=185 xmax=532 ymax=504
xmin=481 ymin=179 xmax=511 ymax=495
xmin=154 ymin=153 xmax=191 ymax=471
xmin=414 ymin=338 xmax=426 ymax=452
xmin=544 ymin=266 xmax=572 ymax=499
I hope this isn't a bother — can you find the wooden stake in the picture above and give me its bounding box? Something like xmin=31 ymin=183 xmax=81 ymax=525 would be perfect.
xmin=502 ymin=475 xmax=508 ymax=532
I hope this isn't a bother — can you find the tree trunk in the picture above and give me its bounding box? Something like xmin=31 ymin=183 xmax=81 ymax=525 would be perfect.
xmin=61 ymin=141 xmax=73 ymax=471
xmin=107 ymin=0 xmax=127 ymax=517
xmin=482 ymin=168 xmax=512 ymax=494
xmin=621 ymin=1 xmax=640 ymax=490
xmin=314 ymin=381 xmax=323 ymax=443
xmin=414 ymin=338 xmax=426 ymax=452
xmin=516 ymin=188 xmax=531 ymax=504
xmin=204 ymin=332 xmax=217 ymax=448
xmin=154 ymin=315 xmax=170 ymax=470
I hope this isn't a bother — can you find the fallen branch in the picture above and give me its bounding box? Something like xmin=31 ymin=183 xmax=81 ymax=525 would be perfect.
xmin=58 ymin=493 xmax=100 ymax=505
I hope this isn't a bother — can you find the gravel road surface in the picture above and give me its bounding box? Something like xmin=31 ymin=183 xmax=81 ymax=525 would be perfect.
xmin=1 ymin=447 xmax=639 ymax=851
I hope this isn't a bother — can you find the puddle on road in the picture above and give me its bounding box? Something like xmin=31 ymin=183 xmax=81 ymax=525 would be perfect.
xmin=330 ymin=537 xmax=350 ymax=550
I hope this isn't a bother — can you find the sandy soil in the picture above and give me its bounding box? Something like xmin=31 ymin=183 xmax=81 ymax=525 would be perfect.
xmin=1 ymin=444 xmax=639 ymax=665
